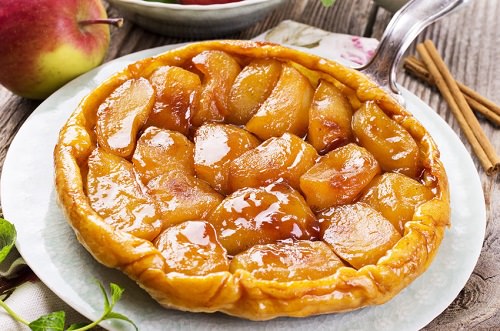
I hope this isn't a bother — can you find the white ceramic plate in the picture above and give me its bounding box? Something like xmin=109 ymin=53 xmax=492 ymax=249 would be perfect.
xmin=1 ymin=44 xmax=485 ymax=331
xmin=107 ymin=0 xmax=286 ymax=38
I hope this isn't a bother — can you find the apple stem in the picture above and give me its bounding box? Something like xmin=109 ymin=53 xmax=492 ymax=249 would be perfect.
xmin=79 ymin=18 xmax=124 ymax=28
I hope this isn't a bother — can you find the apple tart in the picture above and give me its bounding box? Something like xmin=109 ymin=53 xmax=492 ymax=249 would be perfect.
xmin=54 ymin=40 xmax=450 ymax=320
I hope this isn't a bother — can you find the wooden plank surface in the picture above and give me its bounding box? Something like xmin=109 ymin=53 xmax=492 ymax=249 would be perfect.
xmin=0 ymin=0 xmax=498 ymax=329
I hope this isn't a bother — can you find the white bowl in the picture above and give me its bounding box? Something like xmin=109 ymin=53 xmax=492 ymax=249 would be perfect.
xmin=107 ymin=0 xmax=286 ymax=38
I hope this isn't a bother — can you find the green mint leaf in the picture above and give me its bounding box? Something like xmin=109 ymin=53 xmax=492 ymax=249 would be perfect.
xmin=0 ymin=218 xmax=16 ymax=263
xmin=66 ymin=323 xmax=88 ymax=330
xmin=98 ymin=281 xmax=111 ymax=312
xmin=0 ymin=280 xmax=136 ymax=331
xmin=109 ymin=283 xmax=124 ymax=306
xmin=321 ymin=0 xmax=336 ymax=7
xmin=28 ymin=311 xmax=65 ymax=331
xmin=104 ymin=312 xmax=139 ymax=331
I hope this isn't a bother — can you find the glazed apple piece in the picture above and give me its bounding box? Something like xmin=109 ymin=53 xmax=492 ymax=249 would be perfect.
xmin=319 ymin=202 xmax=401 ymax=269
xmin=360 ymin=172 xmax=434 ymax=234
xmin=307 ymin=80 xmax=354 ymax=154
xmin=154 ymin=220 xmax=229 ymax=276
xmin=230 ymin=240 xmax=344 ymax=281
xmin=352 ymin=101 xmax=420 ymax=178
xmin=227 ymin=58 xmax=282 ymax=125
xmin=208 ymin=181 xmax=319 ymax=255
xmin=86 ymin=148 xmax=162 ymax=241
xmin=96 ymin=77 xmax=155 ymax=158
xmin=229 ymin=133 xmax=318 ymax=192
xmin=300 ymin=143 xmax=380 ymax=211
xmin=245 ymin=63 xmax=313 ymax=140
xmin=145 ymin=65 xmax=201 ymax=135
xmin=147 ymin=170 xmax=223 ymax=229
xmin=190 ymin=50 xmax=241 ymax=126
xmin=132 ymin=127 xmax=194 ymax=185
xmin=194 ymin=123 xmax=260 ymax=194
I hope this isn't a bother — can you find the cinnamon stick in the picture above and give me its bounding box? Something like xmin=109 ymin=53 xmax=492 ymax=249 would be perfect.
xmin=404 ymin=56 xmax=500 ymax=126
xmin=465 ymin=96 xmax=500 ymax=126
xmin=416 ymin=40 xmax=500 ymax=175
xmin=461 ymin=83 xmax=500 ymax=117
xmin=404 ymin=56 xmax=434 ymax=83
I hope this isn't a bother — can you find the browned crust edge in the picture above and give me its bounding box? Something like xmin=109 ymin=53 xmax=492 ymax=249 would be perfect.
xmin=53 ymin=40 xmax=450 ymax=321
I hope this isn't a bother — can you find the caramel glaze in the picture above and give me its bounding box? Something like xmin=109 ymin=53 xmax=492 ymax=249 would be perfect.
xmin=208 ymin=181 xmax=319 ymax=256
xmin=54 ymin=40 xmax=450 ymax=320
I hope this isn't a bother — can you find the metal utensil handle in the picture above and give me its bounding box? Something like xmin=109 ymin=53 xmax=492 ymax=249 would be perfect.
xmin=357 ymin=0 xmax=467 ymax=100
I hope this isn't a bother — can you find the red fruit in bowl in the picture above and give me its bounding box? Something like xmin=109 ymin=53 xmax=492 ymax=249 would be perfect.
xmin=180 ymin=0 xmax=242 ymax=4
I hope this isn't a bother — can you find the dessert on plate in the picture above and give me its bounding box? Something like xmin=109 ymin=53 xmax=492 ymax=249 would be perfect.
xmin=54 ymin=40 xmax=450 ymax=320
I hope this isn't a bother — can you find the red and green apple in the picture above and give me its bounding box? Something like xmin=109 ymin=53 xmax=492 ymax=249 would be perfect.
xmin=0 ymin=0 xmax=121 ymax=100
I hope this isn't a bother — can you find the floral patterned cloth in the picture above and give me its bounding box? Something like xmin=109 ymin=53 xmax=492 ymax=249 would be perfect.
xmin=255 ymin=20 xmax=379 ymax=65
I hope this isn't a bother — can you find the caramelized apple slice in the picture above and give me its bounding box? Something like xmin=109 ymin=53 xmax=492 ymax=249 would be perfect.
xmin=245 ymin=64 xmax=313 ymax=140
xmin=154 ymin=220 xmax=229 ymax=275
xmin=208 ymin=182 xmax=319 ymax=255
xmin=132 ymin=127 xmax=194 ymax=185
xmin=147 ymin=170 xmax=223 ymax=229
xmin=145 ymin=66 xmax=201 ymax=135
xmin=319 ymin=202 xmax=401 ymax=269
xmin=194 ymin=123 xmax=260 ymax=194
xmin=227 ymin=59 xmax=282 ymax=125
xmin=191 ymin=50 xmax=241 ymax=126
xmin=300 ymin=143 xmax=380 ymax=210
xmin=307 ymin=80 xmax=353 ymax=153
xmin=86 ymin=148 xmax=161 ymax=241
xmin=96 ymin=78 xmax=155 ymax=158
xmin=230 ymin=240 xmax=344 ymax=281
xmin=229 ymin=133 xmax=318 ymax=192
xmin=360 ymin=172 xmax=434 ymax=234
xmin=352 ymin=101 xmax=420 ymax=177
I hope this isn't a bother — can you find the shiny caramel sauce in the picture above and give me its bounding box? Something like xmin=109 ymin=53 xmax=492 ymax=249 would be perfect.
xmin=208 ymin=181 xmax=319 ymax=256
xmin=96 ymin=78 xmax=155 ymax=158
xmin=145 ymin=66 xmax=200 ymax=136
xmin=86 ymin=148 xmax=161 ymax=241
xmin=147 ymin=170 xmax=222 ymax=230
xmin=154 ymin=220 xmax=229 ymax=275
xmin=230 ymin=240 xmax=344 ymax=281
xmin=307 ymin=80 xmax=354 ymax=154
xmin=319 ymin=202 xmax=402 ymax=269
xmin=227 ymin=58 xmax=282 ymax=125
xmin=360 ymin=172 xmax=434 ymax=234
xmin=194 ymin=123 xmax=259 ymax=194
xmin=352 ymin=101 xmax=420 ymax=177
xmin=86 ymin=48 xmax=435 ymax=282
xmin=132 ymin=126 xmax=195 ymax=185
xmin=229 ymin=132 xmax=318 ymax=192
xmin=300 ymin=143 xmax=381 ymax=211
xmin=190 ymin=50 xmax=241 ymax=126
xmin=245 ymin=64 xmax=313 ymax=140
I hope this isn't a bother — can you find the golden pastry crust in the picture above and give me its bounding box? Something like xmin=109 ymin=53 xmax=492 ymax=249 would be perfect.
xmin=54 ymin=40 xmax=450 ymax=320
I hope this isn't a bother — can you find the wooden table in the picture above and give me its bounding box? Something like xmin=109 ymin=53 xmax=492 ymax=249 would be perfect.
xmin=0 ymin=0 xmax=498 ymax=329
